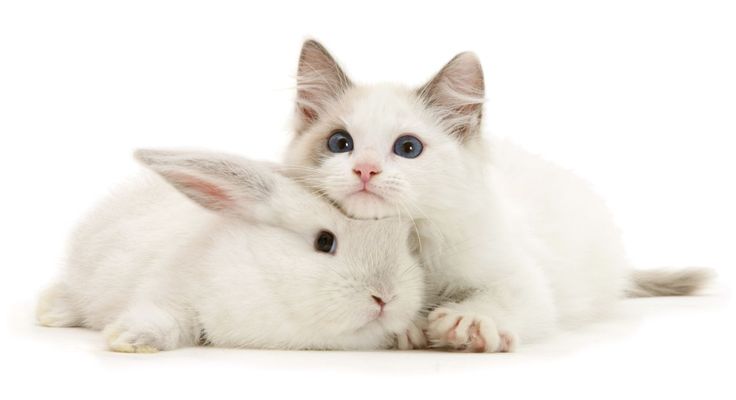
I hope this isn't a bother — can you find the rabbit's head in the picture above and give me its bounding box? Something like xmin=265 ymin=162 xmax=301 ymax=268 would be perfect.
xmin=136 ymin=149 xmax=424 ymax=349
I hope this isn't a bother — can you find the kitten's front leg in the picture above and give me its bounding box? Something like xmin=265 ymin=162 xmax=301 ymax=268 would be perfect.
xmin=426 ymin=302 xmax=517 ymax=353
xmin=426 ymin=265 xmax=556 ymax=353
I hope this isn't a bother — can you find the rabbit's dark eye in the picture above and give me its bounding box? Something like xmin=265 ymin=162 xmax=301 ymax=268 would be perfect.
xmin=314 ymin=230 xmax=337 ymax=254
xmin=327 ymin=130 xmax=354 ymax=153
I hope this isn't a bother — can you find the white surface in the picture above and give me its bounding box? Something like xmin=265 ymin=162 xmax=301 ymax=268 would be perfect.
xmin=6 ymin=294 xmax=735 ymax=399
xmin=1 ymin=0 xmax=734 ymax=399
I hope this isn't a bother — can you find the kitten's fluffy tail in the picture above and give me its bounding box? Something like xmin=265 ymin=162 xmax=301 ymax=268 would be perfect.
xmin=626 ymin=267 xmax=715 ymax=297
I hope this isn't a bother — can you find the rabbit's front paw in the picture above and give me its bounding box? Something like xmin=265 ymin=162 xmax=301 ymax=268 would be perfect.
xmin=104 ymin=326 xmax=160 ymax=353
xmin=395 ymin=319 xmax=427 ymax=350
xmin=103 ymin=308 xmax=183 ymax=353
xmin=427 ymin=307 xmax=517 ymax=353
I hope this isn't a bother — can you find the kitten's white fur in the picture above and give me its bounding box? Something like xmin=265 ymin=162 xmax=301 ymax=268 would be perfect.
xmin=284 ymin=40 xmax=711 ymax=352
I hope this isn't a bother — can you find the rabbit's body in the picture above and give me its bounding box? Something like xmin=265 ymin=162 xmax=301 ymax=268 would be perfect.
xmin=38 ymin=151 xmax=425 ymax=352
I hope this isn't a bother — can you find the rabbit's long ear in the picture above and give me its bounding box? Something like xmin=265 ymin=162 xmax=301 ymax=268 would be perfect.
xmin=135 ymin=149 xmax=280 ymax=219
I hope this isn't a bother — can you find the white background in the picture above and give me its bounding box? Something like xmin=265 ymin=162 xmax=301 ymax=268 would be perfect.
xmin=1 ymin=0 xmax=734 ymax=399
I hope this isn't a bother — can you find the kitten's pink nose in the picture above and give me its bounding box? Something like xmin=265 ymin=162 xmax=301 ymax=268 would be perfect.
xmin=353 ymin=163 xmax=381 ymax=183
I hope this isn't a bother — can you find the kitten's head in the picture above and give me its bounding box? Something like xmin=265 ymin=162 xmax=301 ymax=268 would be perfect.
xmin=285 ymin=40 xmax=486 ymax=219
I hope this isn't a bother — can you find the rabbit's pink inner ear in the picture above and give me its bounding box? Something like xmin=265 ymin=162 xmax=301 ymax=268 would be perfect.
xmin=163 ymin=171 xmax=233 ymax=211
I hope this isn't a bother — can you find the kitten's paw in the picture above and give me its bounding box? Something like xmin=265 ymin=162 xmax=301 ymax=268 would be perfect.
xmin=427 ymin=307 xmax=517 ymax=353
xmin=103 ymin=308 xmax=183 ymax=353
xmin=395 ymin=319 xmax=427 ymax=350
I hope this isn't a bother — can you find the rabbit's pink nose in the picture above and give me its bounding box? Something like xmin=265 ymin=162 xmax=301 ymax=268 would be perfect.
xmin=371 ymin=295 xmax=386 ymax=310
xmin=353 ymin=163 xmax=381 ymax=183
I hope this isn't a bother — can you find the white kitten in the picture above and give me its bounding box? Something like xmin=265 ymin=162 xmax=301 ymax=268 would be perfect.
xmin=284 ymin=40 xmax=712 ymax=352
xmin=37 ymin=149 xmax=426 ymax=352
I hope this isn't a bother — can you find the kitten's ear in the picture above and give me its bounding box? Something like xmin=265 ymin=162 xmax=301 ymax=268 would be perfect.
xmin=295 ymin=39 xmax=352 ymax=132
xmin=418 ymin=52 xmax=485 ymax=141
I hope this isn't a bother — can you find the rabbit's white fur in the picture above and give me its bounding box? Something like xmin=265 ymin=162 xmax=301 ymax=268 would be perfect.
xmin=37 ymin=149 xmax=426 ymax=352
xmin=284 ymin=40 xmax=711 ymax=353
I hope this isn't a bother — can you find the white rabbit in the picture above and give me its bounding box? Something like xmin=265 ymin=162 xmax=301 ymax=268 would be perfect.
xmin=36 ymin=149 xmax=426 ymax=352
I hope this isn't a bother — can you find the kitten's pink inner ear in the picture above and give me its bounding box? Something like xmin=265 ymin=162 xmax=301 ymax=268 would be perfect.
xmin=164 ymin=171 xmax=233 ymax=210
xmin=298 ymin=102 xmax=318 ymax=123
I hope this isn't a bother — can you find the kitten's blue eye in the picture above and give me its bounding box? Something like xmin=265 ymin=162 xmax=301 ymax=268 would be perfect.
xmin=327 ymin=130 xmax=354 ymax=153
xmin=393 ymin=135 xmax=423 ymax=159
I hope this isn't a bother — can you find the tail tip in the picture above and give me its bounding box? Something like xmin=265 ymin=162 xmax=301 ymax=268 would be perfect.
xmin=627 ymin=267 xmax=716 ymax=297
